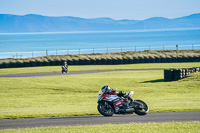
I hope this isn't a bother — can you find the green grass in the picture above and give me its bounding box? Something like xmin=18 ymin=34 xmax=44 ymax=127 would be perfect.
xmin=0 ymin=62 xmax=199 ymax=75
xmin=0 ymin=69 xmax=200 ymax=119
xmin=1 ymin=121 xmax=200 ymax=133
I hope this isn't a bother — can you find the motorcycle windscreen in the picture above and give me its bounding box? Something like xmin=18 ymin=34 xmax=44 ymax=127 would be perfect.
xmin=128 ymin=91 xmax=134 ymax=97
xmin=97 ymin=90 xmax=103 ymax=101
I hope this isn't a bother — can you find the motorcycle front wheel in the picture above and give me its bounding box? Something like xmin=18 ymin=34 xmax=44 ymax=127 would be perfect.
xmin=97 ymin=102 xmax=114 ymax=117
xmin=134 ymin=99 xmax=149 ymax=115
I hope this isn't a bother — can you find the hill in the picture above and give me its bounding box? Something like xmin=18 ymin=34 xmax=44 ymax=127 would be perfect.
xmin=0 ymin=13 xmax=200 ymax=33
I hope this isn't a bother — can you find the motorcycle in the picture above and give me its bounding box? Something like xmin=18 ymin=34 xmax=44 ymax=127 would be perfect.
xmin=97 ymin=89 xmax=149 ymax=117
xmin=61 ymin=66 xmax=68 ymax=74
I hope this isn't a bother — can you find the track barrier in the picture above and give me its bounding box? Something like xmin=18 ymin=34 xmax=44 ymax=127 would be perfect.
xmin=164 ymin=67 xmax=200 ymax=81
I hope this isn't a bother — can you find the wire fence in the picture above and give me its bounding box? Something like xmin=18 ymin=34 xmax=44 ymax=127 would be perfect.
xmin=0 ymin=44 xmax=200 ymax=59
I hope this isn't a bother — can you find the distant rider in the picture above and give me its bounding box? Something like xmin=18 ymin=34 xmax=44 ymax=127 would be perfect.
xmin=62 ymin=61 xmax=68 ymax=73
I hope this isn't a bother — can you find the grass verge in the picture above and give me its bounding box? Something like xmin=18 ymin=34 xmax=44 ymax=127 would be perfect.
xmin=0 ymin=69 xmax=200 ymax=119
xmin=0 ymin=62 xmax=199 ymax=75
xmin=1 ymin=121 xmax=200 ymax=133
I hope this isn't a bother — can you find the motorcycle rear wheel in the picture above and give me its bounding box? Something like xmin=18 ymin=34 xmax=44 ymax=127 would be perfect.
xmin=97 ymin=103 xmax=114 ymax=117
xmin=134 ymin=100 xmax=149 ymax=115
xmin=62 ymin=70 xmax=67 ymax=74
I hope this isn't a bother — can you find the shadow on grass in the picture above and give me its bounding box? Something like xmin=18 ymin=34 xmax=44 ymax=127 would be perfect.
xmin=142 ymin=79 xmax=164 ymax=83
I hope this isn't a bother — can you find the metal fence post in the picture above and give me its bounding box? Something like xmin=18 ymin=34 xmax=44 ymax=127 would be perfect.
xmin=176 ymin=44 xmax=178 ymax=53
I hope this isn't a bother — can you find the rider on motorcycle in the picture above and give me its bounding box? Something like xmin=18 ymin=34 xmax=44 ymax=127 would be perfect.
xmin=101 ymin=85 xmax=133 ymax=105
xmin=62 ymin=61 xmax=68 ymax=71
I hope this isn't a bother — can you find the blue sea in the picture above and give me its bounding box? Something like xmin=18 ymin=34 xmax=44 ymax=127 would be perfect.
xmin=0 ymin=29 xmax=200 ymax=59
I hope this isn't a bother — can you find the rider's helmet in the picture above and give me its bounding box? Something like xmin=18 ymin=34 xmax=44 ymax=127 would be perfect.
xmin=63 ymin=61 xmax=67 ymax=65
xmin=101 ymin=85 xmax=110 ymax=93
xmin=118 ymin=90 xmax=126 ymax=97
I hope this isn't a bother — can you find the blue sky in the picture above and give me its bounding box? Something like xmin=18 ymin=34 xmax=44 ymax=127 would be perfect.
xmin=0 ymin=0 xmax=199 ymax=20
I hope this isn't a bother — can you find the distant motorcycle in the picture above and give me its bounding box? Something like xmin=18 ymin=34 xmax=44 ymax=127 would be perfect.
xmin=97 ymin=90 xmax=149 ymax=116
xmin=61 ymin=66 xmax=68 ymax=74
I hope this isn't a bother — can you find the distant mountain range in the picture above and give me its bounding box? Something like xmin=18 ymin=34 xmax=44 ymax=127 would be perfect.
xmin=0 ymin=13 xmax=200 ymax=33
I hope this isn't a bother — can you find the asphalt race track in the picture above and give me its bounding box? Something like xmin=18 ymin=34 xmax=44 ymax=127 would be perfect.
xmin=0 ymin=111 xmax=200 ymax=129
xmin=0 ymin=69 xmax=163 ymax=78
